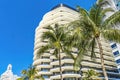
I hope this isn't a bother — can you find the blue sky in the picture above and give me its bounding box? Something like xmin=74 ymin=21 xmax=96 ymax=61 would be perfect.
xmin=0 ymin=0 xmax=96 ymax=76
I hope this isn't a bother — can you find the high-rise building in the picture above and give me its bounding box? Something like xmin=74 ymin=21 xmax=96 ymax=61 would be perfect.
xmin=111 ymin=43 xmax=120 ymax=72
xmin=0 ymin=64 xmax=19 ymax=80
xmin=103 ymin=0 xmax=120 ymax=73
xmin=33 ymin=3 xmax=120 ymax=80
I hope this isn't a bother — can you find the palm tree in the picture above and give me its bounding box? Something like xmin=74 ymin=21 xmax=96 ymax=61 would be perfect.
xmin=17 ymin=66 xmax=44 ymax=80
xmin=37 ymin=24 xmax=74 ymax=80
xmin=68 ymin=0 xmax=120 ymax=80
xmin=82 ymin=69 xmax=100 ymax=80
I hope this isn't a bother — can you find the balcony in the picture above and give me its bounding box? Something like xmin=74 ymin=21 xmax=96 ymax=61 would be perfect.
xmin=36 ymin=64 xmax=51 ymax=69
xmin=38 ymin=71 xmax=51 ymax=75
xmin=51 ymin=59 xmax=74 ymax=65
xmin=50 ymin=74 xmax=81 ymax=79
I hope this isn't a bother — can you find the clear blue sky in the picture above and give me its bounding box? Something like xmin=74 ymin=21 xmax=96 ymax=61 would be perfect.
xmin=0 ymin=0 xmax=96 ymax=76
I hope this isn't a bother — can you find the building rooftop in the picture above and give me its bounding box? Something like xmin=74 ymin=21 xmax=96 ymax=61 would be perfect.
xmin=51 ymin=3 xmax=77 ymax=11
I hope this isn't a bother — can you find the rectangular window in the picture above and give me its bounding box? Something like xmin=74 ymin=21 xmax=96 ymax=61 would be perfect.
xmin=41 ymin=68 xmax=50 ymax=72
xmin=113 ymin=51 xmax=119 ymax=56
xmin=116 ymin=59 xmax=120 ymax=64
xmin=111 ymin=43 xmax=117 ymax=49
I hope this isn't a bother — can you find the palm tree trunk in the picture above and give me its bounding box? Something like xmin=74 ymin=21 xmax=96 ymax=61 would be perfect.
xmin=96 ymin=37 xmax=108 ymax=80
xmin=58 ymin=50 xmax=63 ymax=80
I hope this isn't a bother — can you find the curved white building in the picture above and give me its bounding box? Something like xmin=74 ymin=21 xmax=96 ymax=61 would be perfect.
xmin=102 ymin=0 xmax=120 ymax=74
xmin=33 ymin=3 xmax=120 ymax=80
xmin=0 ymin=64 xmax=19 ymax=80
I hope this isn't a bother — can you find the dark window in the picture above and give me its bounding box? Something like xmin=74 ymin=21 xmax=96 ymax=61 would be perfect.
xmin=118 ymin=68 xmax=120 ymax=73
xmin=113 ymin=51 xmax=119 ymax=56
xmin=41 ymin=68 xmax=50 ymax=72
xmin=111 ymin=43 xmax=117 ymax=49
xmin=42 ymin=75 xmax=49 ymax=78
xmin=116 ymin=59 xmax=120 ymax=64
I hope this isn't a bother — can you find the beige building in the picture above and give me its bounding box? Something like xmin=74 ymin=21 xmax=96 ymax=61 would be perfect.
xmin=33 ymin=4 xmax=120 ymax=80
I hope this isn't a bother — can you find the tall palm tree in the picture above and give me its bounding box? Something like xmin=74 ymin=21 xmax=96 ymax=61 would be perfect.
xmin=17 ymin=66 xmax=44 ymax=80
xmin=68 ymin=0 xmax=120 ymax=80
xmin=82 ymin=69 xmax=100 ymax=80
xmin=37 ymin=24 xmax=74 ymax=80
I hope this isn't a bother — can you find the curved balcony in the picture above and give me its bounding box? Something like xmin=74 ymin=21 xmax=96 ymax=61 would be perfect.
xmin=81 ymin=61 xmax=116 ymax=69
xmin=38 ymin=71 xmax=51 ymax=75
xmin=34 ymin=42 xmax=47 ymax=50
xmin=36 ymin=28 xmax=49 ymax=34
xmin=51 ymin=66 xmax=74 ymax=72
xmin=43 ymin=11 xmax=78 ymax=22
xmin=43 ymin=7 xmax=79 ymax=20
xmin=37 ymin=17 xmax=75 ymax=30
xmin=82 ymin=55 xmax=116 ymax=66
xmin=50 ymin=67 xmax=60 ymax=72
xmin=50 ymin=59 xmax=74 ymax=65
xmin=33 ymin=59 xmax=50 ymax=66
xmin=94 ymin=47 xmax=112 ymax=57
xmin=91 ymin=52 xmax=114 ymax=61
xmin=82 ymin=67 xmax=120 ymax=78
xmin=36 ymin=65 xmax=51 ymax=70
xmin=63 ymin=74 xmax=81 ymax=78
xmin=50 ymin=74 xmax=81 ymax=80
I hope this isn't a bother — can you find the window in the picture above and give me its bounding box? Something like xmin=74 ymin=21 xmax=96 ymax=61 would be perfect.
xmin=41 ymin=68 xmax=50 ymax=72
xmin=118 ymin=68 xmax=120 ymax=73
xmin=111 ymin=43 xmax=117 ymax=49
xmin=116 ymin=59 xmax=120 ymax=64
xmin=41 ymin=62 xmax=50 ymax=65
xmin=63 ymin=78 xmax=76 ymax=80
xmin=42 ymin=75 xmax=49 ymax=78
xmin=113 ymin=51 xmax=119 ymax=56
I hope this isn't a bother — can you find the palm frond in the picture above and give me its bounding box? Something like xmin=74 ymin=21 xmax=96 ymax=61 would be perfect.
xmin=102 ymin=11 xmax=120 ymax=29
xmin=74 ymin=48 xmax=86 ymax=71
xmin=52 ymin=48 xmax=59 ymax=58
xmin=76 ymin=6 xmax=89 ymax=17
xmin=17 ymin=78 xmax=23 ymax=80
xmin=98 ymin=0 xmax=110 ymax=6
xmin=101 ymin=8 xmax=115 ymax=17
xmin=63 ymin=47 xmax=75 ymax=60
xmin=41 ymin=31 xmax=57 ymax=42
xmin=102 ymin=29 xmax=120 ymax=43
xmin=89 ymin=4 xmax=102 ymax=26
xmin=21 ymin=70 xmax=27 ymax=75
xmin=44 ymin=25 xmax=55 ymax=32
xmin=37 ymin=44 xmax=51 ymax=57
xmin=97 ymin=0 xmax=103 ymax=5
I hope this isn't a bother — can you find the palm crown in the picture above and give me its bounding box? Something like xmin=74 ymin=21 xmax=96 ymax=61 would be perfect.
xmin=37 ymin=24 xmax=74 ymax=80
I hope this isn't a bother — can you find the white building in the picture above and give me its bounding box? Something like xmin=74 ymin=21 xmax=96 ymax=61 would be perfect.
xmin=0 ymin=64 xmax=19 ymax=80
xmin=33 ymin=3 xmax=120 ymax=80
xmin=103 ymin=0 xmax=120 ymax=73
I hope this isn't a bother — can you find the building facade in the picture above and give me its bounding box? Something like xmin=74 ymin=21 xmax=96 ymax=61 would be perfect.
xmin=103 ymin=0 xmax=120 ymax=73
xmin=0 ymin=64 xmax=19 ymax=80
xmin=111 ymin=43 xmax=120 ymax=72
xmin=33 ymin=3 xmax=120 ymax=80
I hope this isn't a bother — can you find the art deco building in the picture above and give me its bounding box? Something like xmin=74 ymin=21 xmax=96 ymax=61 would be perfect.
xmin=0 ymin=64 xmax=19 ymax=80
xmin=33 ymin=3 xmax=120 ymax=80
xmin=111 ymin=43 xmax=120 ymax=72
xmin=103 ymin=0 xmax=120 ymax=73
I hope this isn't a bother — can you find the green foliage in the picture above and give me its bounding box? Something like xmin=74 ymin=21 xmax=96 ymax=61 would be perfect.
xmin=17 ymin=66 xmax=44 ymax=80
xmin=37 ymin=24 xmax=74 ymax=80
xmin=68 ymin=1 xmax=120 ymax=80
xmin=82 ymin=69 xmax=100 ymax=80
xmin=37 ymin=24 xmax=74 ymax=59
